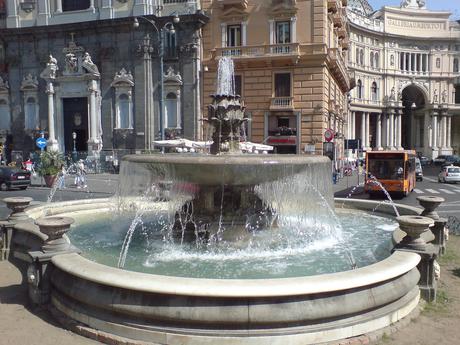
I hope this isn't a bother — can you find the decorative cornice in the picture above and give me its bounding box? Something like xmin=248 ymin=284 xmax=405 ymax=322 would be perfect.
xmin=164 ymin=67 xmax=182 ymax=85
xmin=111 ymin=68 xmax=134 ymax=87
xmin=20 ymin=73 xmax=39 ymax=91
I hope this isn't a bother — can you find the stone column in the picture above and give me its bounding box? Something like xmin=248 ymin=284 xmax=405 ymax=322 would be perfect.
xmin=381 ymin=112 xmax=387 ymax=148
xmin=87 ymin=80 xmax=99 ymax=152
xmin=291 ymin=17 xmax=297 ymax=43
xmin=241 ymin=21 xmax=248 ymax=46
xmin=431 ymin=111 xmax=438 ymax=149
xmin=269 ymin=20 xmax=275 ymax=45
xmin=441 ymin=115 xmax=447 ymax=149
xmin=447 ymin=115 xmax=452 ymax=148
xmin=37 ymin=0 xmax=50 ymax=25
xmin=7 ymin=0 xmax=19 ymax=27
xmin=351 ymin=111 xmax=356 ymax=139
xmin=56 ymin=0 xmax=62 ymax=12
xmin=389 ymin=110 xmax=395 ymax=149
xmin=408 ymin=53 xmax=412 ymax=72
xmin=45 ymin=81 xmax=58 ymax=151
xmin=396 ymin=109 xmax=403 ymax=150
xmin=360 ymin=112 xmax=365 ymax=150
xmin=376 ymin=112 xmax=382 ymax=150
xmin=365 ymin=112 xmax=370 ymax=149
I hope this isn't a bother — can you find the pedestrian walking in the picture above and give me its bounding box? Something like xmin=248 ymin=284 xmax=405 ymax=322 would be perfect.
xmin=58 ymin=164 xmax=66 ymax=190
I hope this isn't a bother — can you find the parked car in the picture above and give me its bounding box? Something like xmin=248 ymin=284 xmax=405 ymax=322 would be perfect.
xmin=415 ymin=158 xmax=423 ymax=181
xmin=441 ymin=155 xmax=460 ymax=167
xmin=433 ymin=155 xmax=449 ymax=165
xmin=0 ymin=166 xmax=31 ymax=191
xmin=418 ymin=155 xmax=430 ymax=166
xmin=438 ymin=165 xmax=460 ymax=184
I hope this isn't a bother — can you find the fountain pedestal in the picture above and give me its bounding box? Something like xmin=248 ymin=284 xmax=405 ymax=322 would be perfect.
xmin=394 ymin=215 xmax=438 ymax=302
xmin=27 ymin=216 xmax=79 ymax=305
xmin=0 ymin=197 xmax=33 ymax=261
xmin=417 ymin=196 xmax=447 ymax=256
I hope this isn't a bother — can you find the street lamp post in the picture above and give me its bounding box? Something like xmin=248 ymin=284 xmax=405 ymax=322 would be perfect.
xmin=134 ymin=15 xmax=180 ymax=147
xmin=72 ymin=131 xmax=77 ymax=162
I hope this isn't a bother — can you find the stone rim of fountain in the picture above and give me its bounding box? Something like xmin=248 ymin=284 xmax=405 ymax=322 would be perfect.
xmin=396 ymin=215 xmax=434 ymax=250
xmin=416 ymin=196 xmax=444 ymax=220
xmin=3 ymin=197 xmax=33 ymax=221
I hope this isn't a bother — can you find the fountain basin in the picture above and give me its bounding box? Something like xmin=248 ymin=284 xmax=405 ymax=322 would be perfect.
xmin=16 ymin=198 xmax=423 ymax=345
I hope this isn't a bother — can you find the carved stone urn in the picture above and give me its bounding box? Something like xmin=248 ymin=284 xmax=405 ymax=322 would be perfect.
xmin=3 ymin=197 xmax=33 ymax=222
xmin=35 ymin=216 xmax=75 ymax=253
xmin=396 ymin=215 xmax=434 ymax=250
xmin=417 ymin=196 xmax=444 ymax=220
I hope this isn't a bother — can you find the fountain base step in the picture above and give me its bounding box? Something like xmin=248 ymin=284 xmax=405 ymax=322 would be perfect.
xmin=50 ymin=286 xmax=420 ymax=345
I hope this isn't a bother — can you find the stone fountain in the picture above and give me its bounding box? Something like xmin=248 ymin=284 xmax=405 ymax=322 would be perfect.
xmin=5 ymin=57 xmax=428 ymax=345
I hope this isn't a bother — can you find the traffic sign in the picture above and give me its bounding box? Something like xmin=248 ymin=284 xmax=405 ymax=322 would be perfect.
xmin=324 ymin=128 xmax=334 ymax=142
xmin=36 ymin=137 xmax=47 ymax=149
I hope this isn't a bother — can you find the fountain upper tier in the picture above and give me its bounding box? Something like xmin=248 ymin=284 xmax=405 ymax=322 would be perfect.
xmin=122 ymin=154 xmax=330 ymax=186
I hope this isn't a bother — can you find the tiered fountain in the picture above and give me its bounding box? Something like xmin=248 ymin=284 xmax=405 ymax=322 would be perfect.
xmin=16 ymin=57 xmax=423 ymax=344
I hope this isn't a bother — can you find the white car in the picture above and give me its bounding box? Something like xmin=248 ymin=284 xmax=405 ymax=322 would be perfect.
xmin=438 ymin=165 xmax=460 ymax=183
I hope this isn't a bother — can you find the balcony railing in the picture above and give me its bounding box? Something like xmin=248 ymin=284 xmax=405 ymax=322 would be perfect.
xmin=216 ymin=43 xmax=300 ymax=59
xmin=270 ymin=97 xmax=294 ymax=110
xmin=217 ymin=0 xmax=248 ymax=8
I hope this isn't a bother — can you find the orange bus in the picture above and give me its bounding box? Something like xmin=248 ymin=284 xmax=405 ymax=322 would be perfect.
xmin=365 ymin=150 xmax=416 ymax=197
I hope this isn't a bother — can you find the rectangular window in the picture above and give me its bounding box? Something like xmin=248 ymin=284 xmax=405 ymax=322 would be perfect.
xmin=227 ymin=25 xmax=241 ymax=47
xmin=62 ymin=0 xmax=90 ymax=12
xmin=234 ymin=75 xmax=242 ymax=96
xmin=164 ymin=31 xmax=177 ymax=58
xmin=276 ymin=21 xmax=291 ymax=44
xmin=274 ymin=73 xmax=291 ymax=97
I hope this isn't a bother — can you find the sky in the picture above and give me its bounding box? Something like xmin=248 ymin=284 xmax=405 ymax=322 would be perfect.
xmin=368 ymin=0 xmax=460 ymax=18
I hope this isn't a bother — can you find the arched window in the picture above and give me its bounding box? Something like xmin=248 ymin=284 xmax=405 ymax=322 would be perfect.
xmin=357 ymin=79 xmax=363 ymax=99
xmin=165 ymin=92 xmax=179 ymax=129
xmin=359 ymin=49 xmax=364 ymax=66
xmin=375 ymin=52 xmax=379 ymax=68
xmin=0 ymin=99 xmax=10 ymax=129
xmin=454 ymin=58 xmax=459 ymax=73
xmin=371 ymin=82 xmax=378 ymax=101
xmin=24 ymin=97 xmax=38 ymax=130
xmin=117 ymin=94 xmax=132 ymax=129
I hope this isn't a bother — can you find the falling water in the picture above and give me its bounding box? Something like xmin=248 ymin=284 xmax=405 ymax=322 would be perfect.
xmin=216 ymin=57 xmax=235 ymax=95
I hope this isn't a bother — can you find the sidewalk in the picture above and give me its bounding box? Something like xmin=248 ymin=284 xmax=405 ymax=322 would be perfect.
xmin=30 ymin=173 xmax=119 ymax=196
xmin=332 ymin=170 xmax=365 ymax=197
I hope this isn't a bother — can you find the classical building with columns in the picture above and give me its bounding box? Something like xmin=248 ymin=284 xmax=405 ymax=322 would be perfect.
xmin=0 ymin=0 xmax=206 ymax=161
xmin=347 ymin=0 xmax=460 ymax=159
xmin=201 ymin=0 xmax=351 ymax=155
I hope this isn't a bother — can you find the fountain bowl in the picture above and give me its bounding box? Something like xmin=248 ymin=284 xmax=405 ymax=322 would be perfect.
xmin=14 ymin=197 xmax=423 ymax=345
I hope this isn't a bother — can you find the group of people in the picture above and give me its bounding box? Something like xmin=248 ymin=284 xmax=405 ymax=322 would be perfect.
xmin=58 ymin=159 xmax=87 ymax=190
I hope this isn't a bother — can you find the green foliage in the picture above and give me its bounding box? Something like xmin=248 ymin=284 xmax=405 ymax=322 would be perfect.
xmin=36 ymin=150 xmax=64 ymax=177
xmin=422 ymin=289 xmax=450 ymax=315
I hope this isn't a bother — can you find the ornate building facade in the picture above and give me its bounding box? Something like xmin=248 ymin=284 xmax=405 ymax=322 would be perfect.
xmin=347 ymin=0 xmax=460 ymax=159
xmin=0 ymin=0 xmax=206 ymax=160
xmin=201 ymin=0 xmax=351 ymax=155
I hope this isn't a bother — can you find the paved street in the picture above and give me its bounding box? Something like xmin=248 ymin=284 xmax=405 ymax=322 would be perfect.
xmin=334 ymin=164 xmax=460 ymax=218
xmin=0 ymin=165 xmax=458 ymax=218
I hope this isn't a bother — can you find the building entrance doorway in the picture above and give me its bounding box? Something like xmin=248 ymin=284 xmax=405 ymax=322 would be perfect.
xmin=401 ymin=86 xmax=425 ymax=149
xmin=63 ymin=98 xmax=88 ymax=153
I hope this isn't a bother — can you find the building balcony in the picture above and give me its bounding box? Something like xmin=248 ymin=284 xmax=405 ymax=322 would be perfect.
xmin=213 ymin=43 xmax=300 ymax=64
xmin=162 ymin=0 xmax=199 ymax=15
xmin=270 ymin=97 xmax=294 ymax=110
xmin=327 ymin=48 xmax=350 ymax=91
xmin=340 ymin=36 xmax=349 ymax=50
xmin=217 ymin=0 xmax=248 ymax=9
